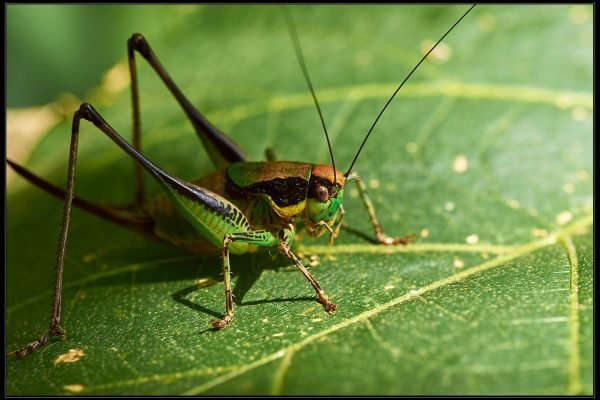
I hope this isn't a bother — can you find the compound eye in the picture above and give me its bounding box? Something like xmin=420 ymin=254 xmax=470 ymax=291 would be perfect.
xmin=316 ymin=185 xmax=329 ymax=202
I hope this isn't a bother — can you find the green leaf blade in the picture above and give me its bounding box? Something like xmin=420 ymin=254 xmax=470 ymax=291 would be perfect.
xmin=7 ymin=5 xmax=592 ymax=395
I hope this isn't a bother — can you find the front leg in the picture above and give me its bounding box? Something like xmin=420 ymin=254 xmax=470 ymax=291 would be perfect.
xmin=278 ymin=229 xmax=337 ymax=313
xmin=212 ymin=227 xmax=337 ymax=330
xmin=347 ymin=171 xmax=414 ymax=245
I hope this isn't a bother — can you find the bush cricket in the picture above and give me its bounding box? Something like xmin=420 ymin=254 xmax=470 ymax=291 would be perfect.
xmin=7 ymin=5 xmax=476 ymax=358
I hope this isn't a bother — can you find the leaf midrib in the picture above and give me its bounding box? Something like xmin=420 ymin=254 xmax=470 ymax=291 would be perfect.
xmin=75 ymin=213 xmax=591 ymax=394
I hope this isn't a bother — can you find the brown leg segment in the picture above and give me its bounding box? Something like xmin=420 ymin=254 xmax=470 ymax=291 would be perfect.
xmin=127 ymin=34 xmax=248 ymax=170
xmin=127 ymin=35 xmax=144 ymax=206
xmin=8 ymin=102 xmax=220 ymax=357
xmin=211 ymin=230 xmax=279 ymax=329
xmin=7 ymin=107 xmax=88 ymax=358
xmin=126 ymin=33 xmax=252 ymax=205
xmin=211 ymin=235 xmax=235 ymax=329
xmin=349 ymin=172 xmax=414 ymax=245
xmin=279 ymin=241 xmax=337 ymax=313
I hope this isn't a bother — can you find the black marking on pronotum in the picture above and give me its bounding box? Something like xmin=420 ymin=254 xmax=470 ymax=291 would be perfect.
xmin=245 ymin=177 xmax=308 ymax=208
xmin=225 ymin=173 xmax=308 ymax=208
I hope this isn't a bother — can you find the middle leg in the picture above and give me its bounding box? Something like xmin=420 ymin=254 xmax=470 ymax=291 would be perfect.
xmin=212 ymin=230 xmax=279 ymax=329
xmin=278 ymin=232 xmax=337 ymax=313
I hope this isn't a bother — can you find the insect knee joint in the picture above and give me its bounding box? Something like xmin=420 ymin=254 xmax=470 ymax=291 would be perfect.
xmin=75 ymin=103 xmax=102 ymax=124
xmin=128 ymin=33 xmax=151 ymax=56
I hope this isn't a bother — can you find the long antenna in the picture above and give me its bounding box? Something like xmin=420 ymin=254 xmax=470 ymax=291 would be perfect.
xmin=345 ymin=4 xmax=476 ymax=176
xmin=283 ymin=8 xmax=337 ymax=185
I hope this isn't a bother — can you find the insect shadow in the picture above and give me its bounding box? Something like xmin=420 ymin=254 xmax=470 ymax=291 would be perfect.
xmin=170 ymin=252 xmax=317 ymax=323
xmin=8 ymin=149 xmax=328 ymax=325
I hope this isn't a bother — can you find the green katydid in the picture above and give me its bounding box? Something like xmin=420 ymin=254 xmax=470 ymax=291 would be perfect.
xmin=7 ymin=5 xmax=475 ymax=358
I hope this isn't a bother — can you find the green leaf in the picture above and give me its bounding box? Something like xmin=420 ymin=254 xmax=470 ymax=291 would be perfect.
xmin=7 ymin=5 xmax=592 ymax=395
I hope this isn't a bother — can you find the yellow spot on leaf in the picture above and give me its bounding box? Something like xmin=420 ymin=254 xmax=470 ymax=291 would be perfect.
xmin=420 ymin=229 xmax=429 ymax=238
xmin=452 ymin=155 xmax=468 ymax=173
xmin=369 ymin=179 xmax=380 ymax=189
xmin=55 ymin=349 xmax=85 ymax=365
xmin=466 ymin=234 xmax=479 ymax=245
xmin=421 ymin=40 xmax=451 ymax=64
xmin=309 ymin=254 xmax=320 ymax=267
xmin=556 ymin=211 xmax=573 ymax=225
xmin=453 ymin=258 xmax=465 ymax=268
xmin=63 ymin=384 xmax=84 ymax=393
xmin=507 ymin=199 xmax=520 ymax=209
xmin=405 ymin=142 xmax=418 ymax=154
xmin=197 ymin=278 xmax=218 ymax=288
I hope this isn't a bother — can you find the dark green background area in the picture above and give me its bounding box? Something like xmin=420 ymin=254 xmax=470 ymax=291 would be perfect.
xmin=6 ymin=5 xmax=593 ymax=395
xmin=7 ymin=5 xmax=171 ymax=107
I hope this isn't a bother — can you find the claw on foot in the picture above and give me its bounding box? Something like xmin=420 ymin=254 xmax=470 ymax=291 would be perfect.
xmin=377 ymin=233 xmax=415 ymax=245
xmin=324 ymin=301 xmax=338 ymax=313
xmin=211 ymin=315 xmax=232 ymax=330
xmin=318 ymin=292 xmax=337 ymax=314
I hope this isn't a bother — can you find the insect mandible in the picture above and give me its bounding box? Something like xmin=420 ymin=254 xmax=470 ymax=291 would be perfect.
xmin=7 ymin=5 xmax=476 ymax=358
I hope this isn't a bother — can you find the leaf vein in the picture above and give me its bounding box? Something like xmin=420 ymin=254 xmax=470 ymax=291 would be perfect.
xmin=558 ymin=235 xmax=582 ymax=395
xmin=270 ymin=349 xmax=295 ymax=395
xmin=208 ymin=81 xmax=592 ymax=129
xmin=182 ymin=215 xmax=590 ymax=395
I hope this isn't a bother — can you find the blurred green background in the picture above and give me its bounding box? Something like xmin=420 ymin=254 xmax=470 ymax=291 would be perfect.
xmin=7 ymin=5 xmax=186 ymax=107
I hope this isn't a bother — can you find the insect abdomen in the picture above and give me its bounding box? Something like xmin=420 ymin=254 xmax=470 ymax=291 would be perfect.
xmin=142 ymin=169 xmax=254 ymax=254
